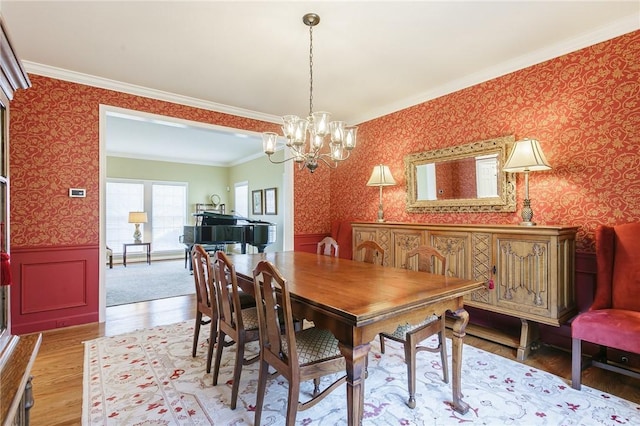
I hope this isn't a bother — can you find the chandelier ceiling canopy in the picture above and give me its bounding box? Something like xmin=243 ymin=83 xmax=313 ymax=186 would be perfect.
xmin=262 ymin=13 xmax=357 ymax=173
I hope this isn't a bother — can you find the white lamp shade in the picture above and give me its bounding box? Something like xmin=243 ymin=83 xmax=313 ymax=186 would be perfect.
xmin=367 ymin=164 xmax=397 ymax=187
xmin=128 ymin=211 xmax=148 ymax=223
xmin=503 ymin=138 xmax=552 ymax=172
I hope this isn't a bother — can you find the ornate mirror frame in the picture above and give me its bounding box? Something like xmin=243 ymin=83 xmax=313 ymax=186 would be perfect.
xmin=405 ymin=135 xmax=516 ymax=213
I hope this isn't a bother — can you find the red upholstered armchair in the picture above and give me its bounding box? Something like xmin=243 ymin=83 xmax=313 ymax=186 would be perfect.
xmin=571 ymin=222 xmax=640 ymax=390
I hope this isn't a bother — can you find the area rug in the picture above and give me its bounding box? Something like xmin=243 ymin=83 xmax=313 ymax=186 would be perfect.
xmin=83 ymin=321 xmax=640 ymax=425
xmin=106 ymin=259 xmax=194 ymax=306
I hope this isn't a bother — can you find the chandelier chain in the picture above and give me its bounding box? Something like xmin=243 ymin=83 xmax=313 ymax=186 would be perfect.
xmin=308 ymin=24 xmax=314 ymax=117
xmin=261 ymin=13 xmax=357 ymax=173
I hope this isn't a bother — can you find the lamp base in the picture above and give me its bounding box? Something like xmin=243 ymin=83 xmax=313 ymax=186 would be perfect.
xmin=133 ymin=224 xmax=142 ymax=243
xmin=376 ymin=203 xmax=385 ymax=222
xmin=518 ymin=199 xmax=536 ymax=226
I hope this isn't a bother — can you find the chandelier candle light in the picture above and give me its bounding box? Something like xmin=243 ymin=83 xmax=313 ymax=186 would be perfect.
xmin=367 ymin=165 xmax=396 ymax=222
xmin=262 ymin=13 xmax=357 ymax=172
xmin=128 ymin=211 xmax=148 ymax=243
xmin=502 ymin=138 xmax=551 ymax=226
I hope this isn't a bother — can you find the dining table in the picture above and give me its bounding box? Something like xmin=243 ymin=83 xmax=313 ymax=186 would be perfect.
xmin=230 ymin=251 xmax=485 ymax=425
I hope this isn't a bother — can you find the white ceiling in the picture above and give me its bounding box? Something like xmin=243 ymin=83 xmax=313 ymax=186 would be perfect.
xmin=2 ymin=1 xmax=638 ymax=166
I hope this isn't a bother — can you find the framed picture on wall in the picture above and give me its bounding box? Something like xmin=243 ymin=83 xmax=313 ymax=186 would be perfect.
xmin=252 ymin=190 xmax=263 ymax=215
xmin=264 ymin=187 xmax=277 ymax=215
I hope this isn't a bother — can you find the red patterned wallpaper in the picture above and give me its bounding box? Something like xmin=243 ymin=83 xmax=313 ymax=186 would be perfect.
xmin=9 ymin=76 xmax=278 ymax=248
xmin=296 ymin=30 xmax=639 ymax=253
xmin=8 ymin=31 xmax=640 ymax=254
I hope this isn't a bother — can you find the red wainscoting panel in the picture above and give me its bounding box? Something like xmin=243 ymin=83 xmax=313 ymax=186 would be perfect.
xmin=10 ymin=245 xmax=99 ymax=334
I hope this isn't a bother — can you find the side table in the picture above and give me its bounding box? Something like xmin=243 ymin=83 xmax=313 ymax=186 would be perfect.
xmin=123 ymin=242 xmax=151 ymax=267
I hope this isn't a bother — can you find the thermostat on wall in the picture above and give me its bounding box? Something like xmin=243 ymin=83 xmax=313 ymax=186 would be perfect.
xmin=69 ymin=188 xmax=86 ymax=198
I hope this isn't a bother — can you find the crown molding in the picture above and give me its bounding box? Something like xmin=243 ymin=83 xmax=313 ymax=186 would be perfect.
xmin=22 ymin=61 xmax=281 ymax=125
xmin=348 ymin=15 xmax=640 ymax=125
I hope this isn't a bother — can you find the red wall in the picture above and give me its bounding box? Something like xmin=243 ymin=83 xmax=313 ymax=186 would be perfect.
xmin=8 ymin=30 xmax=640 ymax=333
xmin=8 ymin=77 xmax=278 ymax=333
xmin=295 ymin=31 xmax=640 ymax=254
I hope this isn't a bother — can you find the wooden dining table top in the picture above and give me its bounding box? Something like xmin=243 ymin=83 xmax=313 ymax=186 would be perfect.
xmin=230 ymin=250 xmax=485 ymax=425
xmin=231 ymin=250 xmax=483 ymax=324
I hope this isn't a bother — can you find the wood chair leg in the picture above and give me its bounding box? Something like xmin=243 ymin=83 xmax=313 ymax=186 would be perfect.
xmin=571 ymin=338 xmax=582 ymax=390
xmin=192 ymin=313 xmax=202 ymax=358
xmin=380 ymin=333 xmax=386 ymax=354
xmin=405 ymin=337 xmax=417 ymax=409
xmin=206 ymin=318 xmax=216 ymax=373
xmin=439 ymin=318 xmax=449 ymax=384
xmin=212 ymin=331 xmax=225 ymax=385
xmin=286 ymin=381 xmax=300 ymax=426
xmin=230 ymin=340 xmax=243 ymax=410
xmin=254 ymin=360 xmax=269 ymax=426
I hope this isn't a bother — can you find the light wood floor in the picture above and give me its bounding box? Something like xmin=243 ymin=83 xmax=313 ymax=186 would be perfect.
xmin=27 ymin=294 xmax=640 ymax=425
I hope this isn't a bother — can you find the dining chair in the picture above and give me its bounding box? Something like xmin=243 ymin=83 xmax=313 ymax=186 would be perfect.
xmin=379 ymin=245 xmax=449 ymax=408
xmin=190 ymin=244 xmax=217 ymax=373
xmin=317 ymin=236 xmax=339 ymax=257
xmin=572 ymin=222 xmax=640 ymax=390
xmin=211 ymin=250 xmax=260 ymax=410
xmin=355 ymin=240 xmax=384 ymax=265
xmin=252 ymin=260 xmax=346 ymax=426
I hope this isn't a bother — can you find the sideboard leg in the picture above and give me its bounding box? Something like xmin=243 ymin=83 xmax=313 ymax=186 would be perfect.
xmin=517 ymin=319 xmax=540 ymax=361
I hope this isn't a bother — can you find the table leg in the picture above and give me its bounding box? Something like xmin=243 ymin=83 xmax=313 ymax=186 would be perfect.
xmin=338 ymin=342 xmax=370 ymax=426
xmin=449 ymin=307 xmax=470 ymax=414
xmin=123 ymin=246 xmax=127 ymax=267
xmin=146 ymin=244 xmax=151 ymax=265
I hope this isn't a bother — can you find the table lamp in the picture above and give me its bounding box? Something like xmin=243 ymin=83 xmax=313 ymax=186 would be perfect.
xmin=128 ymin=211 xmax=148 ymax=243
xmin=502 ymin=139 xmax=551 ymax=226
xmin=367 ymin=164 xmax=396 ymax=222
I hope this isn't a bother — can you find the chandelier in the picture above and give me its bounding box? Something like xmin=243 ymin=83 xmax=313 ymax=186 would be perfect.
xmin=262 ymin=13 xmax=357 ymax=173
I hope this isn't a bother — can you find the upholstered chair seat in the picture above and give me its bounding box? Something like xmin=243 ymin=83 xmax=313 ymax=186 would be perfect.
xmin=572 ymin=222 xmax=640 ymax=389
xmin=385 ymin=314 xmax=439 ymax=340
xmin=238 ymin=307 xmax=259 ymax=330
xmin=281 ymin=327 xmax=342 ymax=365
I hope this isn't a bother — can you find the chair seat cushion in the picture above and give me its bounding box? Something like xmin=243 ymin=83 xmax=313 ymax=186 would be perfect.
xmin=282 ymin=327 xmax=342 ymax=366
xmin=383 ymin=314 xmax=439 ymax=340
xmin=572 ymin=309 xmax=640 ymax=353
xmin=240 ymin=307 xmax=259 ymax=330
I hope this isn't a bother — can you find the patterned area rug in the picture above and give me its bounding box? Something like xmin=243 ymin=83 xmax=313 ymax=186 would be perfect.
xmin=83 ymin=321 xmax=639 ymax=425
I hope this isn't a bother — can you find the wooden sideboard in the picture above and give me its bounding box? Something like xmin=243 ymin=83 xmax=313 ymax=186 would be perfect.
xmin=352 ymin=222 xmax=578 ymax=360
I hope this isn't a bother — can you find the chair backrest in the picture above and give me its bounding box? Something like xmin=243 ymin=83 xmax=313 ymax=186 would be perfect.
xmin=355 ymin=240 xmax=384 ymax=265
xmin=317 ymin=236 xmax=339 ymax=257
xmin=212 ymin=250 xmax=246 ymax=333
xmin=253 ymin=260 xmax=298 ymax=374
xmin=405 ymin=246 xmax=447 ymax=275
xmin=594 ymin=222 xmax=640 ymax=311
xmin=192 ymin=244 xmax=215 ymax=314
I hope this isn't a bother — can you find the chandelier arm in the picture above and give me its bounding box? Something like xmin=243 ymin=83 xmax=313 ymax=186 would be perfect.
xmin=317 ymin=155 xmax=339 ymax=169
xmin=266 ymin=154 xmax=297 ymax=165
xmin=318 ymin=150 xmax=352 ymax=163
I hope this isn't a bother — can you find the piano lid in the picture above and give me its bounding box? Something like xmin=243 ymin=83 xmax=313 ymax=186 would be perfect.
xmin=194 ymin=211 xmax=274 ymax=226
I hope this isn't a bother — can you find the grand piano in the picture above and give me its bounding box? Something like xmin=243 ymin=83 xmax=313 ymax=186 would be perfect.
xmin=182 ymin=212 xmax=276 ymax=269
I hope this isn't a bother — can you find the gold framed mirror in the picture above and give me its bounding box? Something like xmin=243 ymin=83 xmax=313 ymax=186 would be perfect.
xmin=405 ymin=135 xmax=516 ymax=213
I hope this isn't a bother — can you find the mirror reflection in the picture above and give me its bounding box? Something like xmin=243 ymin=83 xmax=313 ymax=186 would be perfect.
xmin=415 ymin=153 xmax=498 ymax=201
xmin=405 ymin=135 xmax=516 ymax=213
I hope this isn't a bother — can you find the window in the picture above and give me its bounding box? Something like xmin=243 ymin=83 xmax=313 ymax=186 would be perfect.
xmin=152 ymin=183 xmax=187 ymax=251
xmin=106 ymin=179 xmax=187 ymax=253
xmin=234 ymin=181 xmax=248 ymax=218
